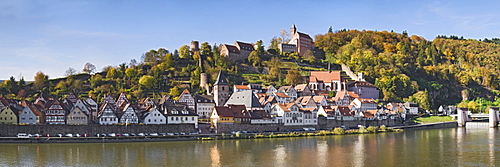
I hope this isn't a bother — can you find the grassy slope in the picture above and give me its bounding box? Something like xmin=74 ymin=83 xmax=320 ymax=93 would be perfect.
xmin=412 ymin=115 xmax=454 ymax=124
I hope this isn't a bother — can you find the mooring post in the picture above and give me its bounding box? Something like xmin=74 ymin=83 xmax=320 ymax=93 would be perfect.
xmin=457 ymin=108 xmax=467 ymax=127
xmin=489 ymin=107 xmax=499 ymax=128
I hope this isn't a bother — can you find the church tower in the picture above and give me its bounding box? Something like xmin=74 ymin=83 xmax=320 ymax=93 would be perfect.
xmin=290 ymin=24 xmax=297 ymax=36
xmin=213 ymin=70 xmax=230 ymax=106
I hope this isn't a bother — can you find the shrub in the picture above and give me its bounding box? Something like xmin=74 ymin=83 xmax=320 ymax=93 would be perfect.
xmin=380 ymin=125 xmax=387 ymax=131
xmin=358 ymin=126 xmax=367 ymax=133
xmin=366 ymin=126 xmax=378 ymax=133
xmin=333 ymin=127 xmax=345 ymax=135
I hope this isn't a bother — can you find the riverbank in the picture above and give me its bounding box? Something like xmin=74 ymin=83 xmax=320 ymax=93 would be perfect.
xmin=0 ymin=122 xmax=459 ymax=143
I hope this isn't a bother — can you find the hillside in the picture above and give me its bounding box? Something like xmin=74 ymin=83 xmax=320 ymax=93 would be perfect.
xmin=1 ymin=30 xmax=500 ymax=112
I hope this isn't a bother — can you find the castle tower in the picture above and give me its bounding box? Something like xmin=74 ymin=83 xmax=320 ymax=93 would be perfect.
xmin=213 ymin=70 xmax=230 ymax=106
xmin=290 ymin=24 xmax=297 ymax=35
xmin=191 ymin=41 xmax=200 ymax=52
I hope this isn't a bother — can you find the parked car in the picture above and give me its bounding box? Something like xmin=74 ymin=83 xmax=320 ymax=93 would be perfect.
xmin=130 ymin=133 xmax=137 ymax=136
xmin=74 ymin=134 xmax=81 ymax=137
xmin=159 ymin=133 xmax=166 ymax=136
xmin=149 ymin=133 xmax=159 ymax=136
xmin=83 ymin=134 xmax=89 ymax=137
xmin=167 ymin=133 xmax=174 ymax=136
xmin=45 ymin=134 xmax=52 ymax=137
xmin=57 ymin=134 xmax=63 ymax=137
xmin=122 ymin=133 xmax=130 ymax=137
xmin=17 ymin=133 xmax=30 ymax=138
xmin=65 ymin=134 xmax=73 ymax=137
xmin=33 ymin=134 xmax=41 ymax=138
xmin=107 ymin=133 xmax=116 ymax=137
xmin=138 ymin=133 xmax=145 ymax=136
xmin=189 ymin=132 xmax=199 ymax=135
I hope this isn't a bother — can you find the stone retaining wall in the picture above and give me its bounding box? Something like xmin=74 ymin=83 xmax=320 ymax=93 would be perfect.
xmin=0 ymin=124 xmax=196 ymax=137
xmin=215 ymin=118 xmax=405 ymax=133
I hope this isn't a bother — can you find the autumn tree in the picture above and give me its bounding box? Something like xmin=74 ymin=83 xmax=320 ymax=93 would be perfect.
xmin=248 ymin=51 xmax=261 ymax=66
xmin=33 ymin=71 xmax=49 ymax=92
xmin=285 ymin=68 xmax=302 ymax=86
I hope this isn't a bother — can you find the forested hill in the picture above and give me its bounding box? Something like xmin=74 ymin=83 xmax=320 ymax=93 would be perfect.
xmin=315 ymin=30 xmax=500 ymax=110
xmin=2 ymin=28 xmax=500 ymax=112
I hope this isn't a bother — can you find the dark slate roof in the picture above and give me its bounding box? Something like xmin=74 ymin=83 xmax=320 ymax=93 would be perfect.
xmin=225 ymin=90 xmax=262 ymax=108
xmin=214 ymin=70 xmax=229 ymax=85
xmin=195 ymin=95 xmax=214 ymax=103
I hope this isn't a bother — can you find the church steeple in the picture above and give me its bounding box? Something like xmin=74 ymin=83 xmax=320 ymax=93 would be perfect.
xmin=214 ymin=70 xmax=229 ymax=85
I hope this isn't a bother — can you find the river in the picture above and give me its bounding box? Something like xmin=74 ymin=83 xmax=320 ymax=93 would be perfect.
xmin=0 ymin=126 xmax=498 ymax=166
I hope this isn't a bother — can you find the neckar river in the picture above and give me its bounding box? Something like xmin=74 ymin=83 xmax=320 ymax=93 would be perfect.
xmin=1 ymin=126 xmax=498 ymax=166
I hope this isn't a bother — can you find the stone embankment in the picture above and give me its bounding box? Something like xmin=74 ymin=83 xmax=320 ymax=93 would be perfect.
xmin=390 ymin=121 xmax=458 ymax=130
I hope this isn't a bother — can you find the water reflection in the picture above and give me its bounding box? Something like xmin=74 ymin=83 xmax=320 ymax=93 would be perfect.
xmin=1 ymin=128 xmax=500 ymax=166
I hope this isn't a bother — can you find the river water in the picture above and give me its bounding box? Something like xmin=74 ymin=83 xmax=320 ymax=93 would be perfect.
xmin=0 ymin=126 xmax=499 ymax=166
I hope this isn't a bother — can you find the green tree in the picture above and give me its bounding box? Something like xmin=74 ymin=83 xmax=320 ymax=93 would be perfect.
xmin=139 ymin=75 xmax=155 ymax=89
xmin=269 ymin=36 xmax=281 ymax=50
xmin=169 ymin=86 xmax=181 ymax=97
xmin=106 ymin=68 xmax=119 ymax=79
xmin=406 ymin=90 xmax=431 ymax=111
xmin=179 ymin=45 xmax=191 ymax=59
xmin=248 ymin=51 xmax=261 ymax=66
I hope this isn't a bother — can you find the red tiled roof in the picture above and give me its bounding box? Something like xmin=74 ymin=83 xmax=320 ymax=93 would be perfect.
xmin=277 ymin=103 xmax=296 ymax=112
xmin=309 ymin=71 xmax=341 ymax=83
xmin=294 ymin=84 xmax=309 ymax=91
xmin=235 ymin=85 xmax=250 ymax=89
xmin=275 ymin=92 xmax=290 ymax=98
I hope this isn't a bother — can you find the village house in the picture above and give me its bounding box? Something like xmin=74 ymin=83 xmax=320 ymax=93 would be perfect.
xmin=225 ymin=90 xmax=263 ymax=111
xmin=273 ymin=92 xmax=293 ymax=104
xmin=210 ymin=105 xmax=250 ymax=126
xmin=249 ymin=110 xmax=274 ymax=124
xmin=351 ymin=98 xmax=378 ymax=112
xmin=332 ymin=91 xmax=351 ymax=106
xmin=295 ymin=96 xmax=318 ymax=109
xmin=278 ymin=86 xmax=298 ymax=99
xmin=19 ymin=101 xmax=43 ymax=124
xmin=66 ymin=106 xmax=89 ymax=125
xmin=141 ymin=108 xmax=166 ymax=125
xmin=115 ymin=93 xmax=129 ymax=108
xmin=233 ymin=83 xmax=263 ymax=93
xmin=270 ymin=103 xmax=304 ymax=126
xmin=347 ymin=81 xmax=380 ymax=100
xmin=404 ymin=102 xmax=419 ymax=114
xmin=0 ymin=105 xmax=21 ymax=124
xmin=119 ymin=103 xmax=139 ymax=124
xmin=98 ymin=102 xmax=118 ymax=125
xmin=85 ymin=97 xmax=98 ymax=122
xmin=265 ymin=85 xmax=278 ymax=95
xmin=44 ymin=100 xmax=68 ymax=124
xmin=178 ymin=89 xmax=195 ymax=109
xmin=164 ymin=103 xmax=198 ymax=128
xmin=194 ymin=95 xmax=215 ymax=119
xmin=294 ymin=84 xmax=312 ymax=97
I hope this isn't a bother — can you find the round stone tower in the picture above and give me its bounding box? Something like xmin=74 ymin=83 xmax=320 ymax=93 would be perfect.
xmin=191 ymin=41 xmax=200 ymax=52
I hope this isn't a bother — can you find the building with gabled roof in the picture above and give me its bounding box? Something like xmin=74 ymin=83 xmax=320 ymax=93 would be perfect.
xmin=115 ymin=93 xmax=129 ymax=108
xmin=225 ymin=90 xmax=263 ymax=111
xmin=195 ymin=95 xmax=215 ymax=119
xmin=164 ymin=102 xmax=198 ymax=128
xmin=219 ymin=41 xmax=255 ymax=62
xmin=178 ymin=89 xmax=195 ymax=109
xmin=278 ymin=85 xmax=297 ymax=99
xmin=66 ymin=106 xmax=89 ymax=125
xmin=141 ymin=107 xmax=166 ymax=125
xmin=44 ymin=100 xmax=68 ymax=124
xmin=351 ymin=98 xmax=377 ymax=112
xmin=119 ymin=103 xmax=139 ymax=124
xmin=19 ymin=101 xmax=44 ymax=124
xmin=347 ymin=81 xmax=380 ymax=100
xmin=295 ymin=84 xmax=312 ymax=97
xmin=0 ymin=105 xmax=21 ymax=124
xmin=210 ymin=105 xmax=250 ymax=126
xmin=309 ymin=71 xmax=347 ymax=91
xmin=98 ymin=102 xmax=118 ymax=125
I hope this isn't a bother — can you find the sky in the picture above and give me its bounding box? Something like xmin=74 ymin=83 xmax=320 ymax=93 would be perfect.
xmin=1 ymin=0 xmax=500 ymax=80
